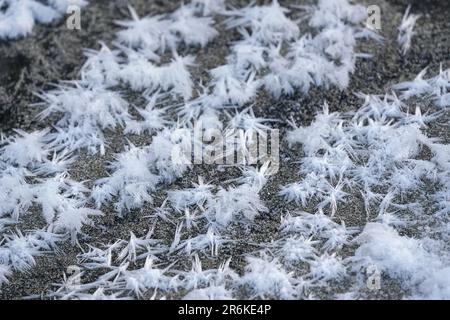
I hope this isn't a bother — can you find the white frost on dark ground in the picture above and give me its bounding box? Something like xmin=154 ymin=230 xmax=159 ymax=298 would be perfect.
xmin=0 ymin=0 xmax=450 ymax=299
xmin=397 ymin=5 xmax=420 ymax=56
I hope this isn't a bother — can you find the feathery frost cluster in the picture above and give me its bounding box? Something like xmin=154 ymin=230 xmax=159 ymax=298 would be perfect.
xmin=393 ymin=66 xmax=450 ymax=108
xmin=1 ymin=0 xmax=449 ymax=300
xmin=397 ymin=5 xmax=420 ymax=55
xmin=281 ymin=92 xmax=450 ymax=298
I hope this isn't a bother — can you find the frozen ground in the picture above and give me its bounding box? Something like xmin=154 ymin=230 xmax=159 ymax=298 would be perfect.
xmin=0 ymin=0 xmax=450 ymax=300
